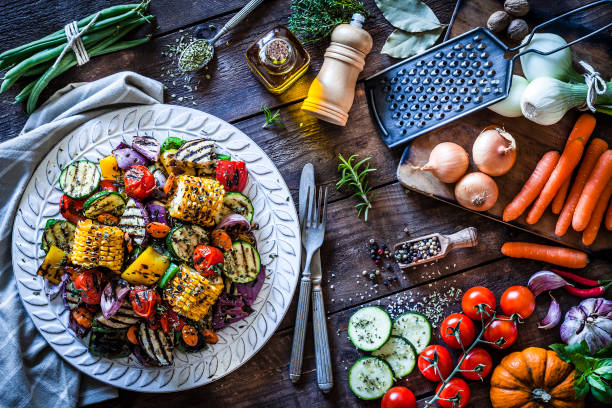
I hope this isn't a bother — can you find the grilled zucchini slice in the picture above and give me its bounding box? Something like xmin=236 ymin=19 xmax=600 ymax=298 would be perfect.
xmin=214 ymin=192 xmax=254 ymax=224
xmin=59 ymin=160 xmax=100 ymax=199
xmin=166 ymin=224 xmax=210 ymax=262
xmin=41 ymin=219 xmax=75 ymax=253
xmin=223 ymin=241 xmax=261 ymax=283
xmin=83 ymin=191 xmax=126 ymax=218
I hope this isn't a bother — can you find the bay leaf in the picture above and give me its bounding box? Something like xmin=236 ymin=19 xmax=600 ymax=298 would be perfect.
xmin=381 ymin=27 xmax=444 ymax=59
xmin=374 ymin=0 xmax=443 ymax=32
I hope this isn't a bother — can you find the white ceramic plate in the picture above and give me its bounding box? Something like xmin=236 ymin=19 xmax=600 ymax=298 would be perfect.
xmin=12 ymin=104 xmax=301 ymax=391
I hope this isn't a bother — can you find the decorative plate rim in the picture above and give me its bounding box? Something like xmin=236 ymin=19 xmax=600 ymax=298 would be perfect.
xmin=11 ymin=104 xmax=301 ymax=392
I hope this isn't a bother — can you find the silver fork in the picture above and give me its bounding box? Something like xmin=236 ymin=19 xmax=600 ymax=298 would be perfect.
xmin=289 ymin=186 xmax=328 ymax=384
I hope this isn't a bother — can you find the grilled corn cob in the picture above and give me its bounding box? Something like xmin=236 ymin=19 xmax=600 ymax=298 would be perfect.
xmin=164 ymin=264 xmax=224 ymax=321
xmin=71 ymin=220 xmax=124 ymax=273
xmin=168 ymin=175 xmax=225 ymax=226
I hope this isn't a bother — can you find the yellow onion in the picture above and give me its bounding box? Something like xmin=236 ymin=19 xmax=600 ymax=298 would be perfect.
xmin=412 ymin=142 xmax=469 ymax=183
xmin=454 ymin=172 xmax=499 ymax=211
xmin=472 ymin=126 xmax=517 ymax=176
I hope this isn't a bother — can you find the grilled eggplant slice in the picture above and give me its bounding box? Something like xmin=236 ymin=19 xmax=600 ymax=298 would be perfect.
xmin=64 ymin=280 xmax=81 ymax=310
xmin=138 ymin=321 xmax=174 ymax=366
xmin=89 ymin=321 xmax=131 ymax=358
xmin=118 ymin=198 xmax=148 ymax=246
xmin=94 ymin=301 xmax=140 ymax=329
xmin=174 ymin=138 xmax=216 ymax=175
xmin=41 ymin=219 xmax=76 ymax=253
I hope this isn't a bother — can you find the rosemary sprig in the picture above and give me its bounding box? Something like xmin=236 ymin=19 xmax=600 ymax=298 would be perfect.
xmin=336 ymin=153 xmax=376 ymax=221
xmin=261 ymin=105 xmax=285 ymax=128
xmin=288 ymin=0 xmax=368 ymax=44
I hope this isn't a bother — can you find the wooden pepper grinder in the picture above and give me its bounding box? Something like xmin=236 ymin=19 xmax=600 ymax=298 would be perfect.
xmin=301 ymin=14 xmax=372 ymax=126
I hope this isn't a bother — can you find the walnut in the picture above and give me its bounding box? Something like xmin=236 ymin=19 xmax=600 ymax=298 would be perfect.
xmin=504 ymin=0 xmax=530 ymax=17
xmin=507 ymin=19 xmax=529 ymax=41
xmin=487 ymin=10 xmax=512 ymax=33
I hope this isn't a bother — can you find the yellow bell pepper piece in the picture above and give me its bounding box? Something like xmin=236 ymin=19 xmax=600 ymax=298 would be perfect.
xmin=121 ymin=246 xmax=170 ymax=286
xmin=37 ymin=245 xmax=67 ymax=284
xmin=100 ymin=155 xmax=121 ymax=181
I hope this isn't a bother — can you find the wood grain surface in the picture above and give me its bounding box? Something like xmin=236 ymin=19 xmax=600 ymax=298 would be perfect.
xmin=1 ymin=0 xmax=610 ymax=407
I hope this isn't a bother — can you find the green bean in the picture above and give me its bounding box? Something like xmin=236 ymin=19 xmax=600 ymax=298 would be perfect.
xmin=21 ymin=64 xmax=51 ymax=77
xmin=14 ymin=81 xmax=36 ymax=103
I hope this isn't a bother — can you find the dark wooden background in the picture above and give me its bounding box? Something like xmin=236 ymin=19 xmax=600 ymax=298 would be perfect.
xmin=1 ymin=0 xmax=610 ymax=407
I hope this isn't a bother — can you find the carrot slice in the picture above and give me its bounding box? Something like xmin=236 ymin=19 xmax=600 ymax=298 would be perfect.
xmin=72 ymin=307 xmax=93 ymax=329
xmin=555 ymin=138 xmax=608 ymax=236
xmin=201 ymin=328 xmax=219 ymax=344
xmin=503 ymin=151 xmax=559 ymax=222
xmin=127 ymin=325 xmax=139 ymax=345
xmin=146 ymin=222 xmax=171 ymax=238
xmin=211 ymin=230 xmax=232 ymax=251
xmin=182 ymin=325 xmax=199 ymax=347
xmin=501 ymin=242 xmax=588 ymax=269
xmin=163 ymin=173 xmax=175 ymax=195
xmin=582 ymin=182 xmax=612 ymax=246
xmin=573 ymin=150 xmax=612 ymax=231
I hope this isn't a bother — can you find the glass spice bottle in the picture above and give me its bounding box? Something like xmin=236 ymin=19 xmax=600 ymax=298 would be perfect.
xmin=245 ymin=25 xmax=310 ymax=94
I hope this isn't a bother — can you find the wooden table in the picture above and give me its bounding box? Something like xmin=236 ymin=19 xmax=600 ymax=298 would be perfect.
xmin=1 ymin=0 xmax=610 ymax=407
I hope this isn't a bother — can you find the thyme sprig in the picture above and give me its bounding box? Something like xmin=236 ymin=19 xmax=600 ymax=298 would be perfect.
xmin=261 ymin=105 xmax=285 ymax=128
xmin=288 ymin=0 xmax=368 ymax=44
xmin=336 ymin=154 xmax=376 ymax=221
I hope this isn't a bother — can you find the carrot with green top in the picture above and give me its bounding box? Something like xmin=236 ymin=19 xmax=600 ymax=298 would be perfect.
xmin=501 ymin=242 xmax=588 ymax=269
xmin=555 ymin=138 xmax=608 ymax=236
xmin=503 ymin=151 xmax=559 ymax=222
xmin=582 ymin=182 xmax=612 ymax=246
xmin=526 ymin=139 xmax=585 ymax=224
xmin=573 ymin=150 xmax=612 ymax=231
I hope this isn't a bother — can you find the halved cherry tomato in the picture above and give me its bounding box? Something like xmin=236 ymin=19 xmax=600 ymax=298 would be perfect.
xmin=201 ymin=328 xmax=219 ymax=344
xmin=211 ymin=230 xmax=232 ymax=251
xmin=127 ymin=325 xmax=139 ymax=345
xmin=164 ymin=308 xmax=185 ymax=332
xmin=73 ymin=269 xmax=105 ymax=305
xmin=60 ymin=194 xmax=85 ymax=224
xmin=159 ymin=312 xmax=170 ymax=334
xmin=462 ymin=286 xmax=496 ymax=321
xmin=99 ymin=180 xmax=118 ymax=192
xmin=381 ymin=386 xmax=416 ymax=408
xmin=124 ymin=165 xmax=155 ymax=200
xmin=436 ymin=378 xmax=471 ymax=408
xmin=146 ymin=222 xmax=171 ymax=238
xmin=71 ymin=306 xmax=93 ymax=329
xmin=129 ymin=286 xmax=160 ymax=318
xmin=193 ymin=245 xmax=224 ymax=277
xmin=459 ymin=347 xmax=493 ymax=380
xmin=500 ymin=286 xmax=535 ymax=319
xmin=147 ymin=315 xmax=160 ymax=330
xmin=483 ymin=315 xmax=518 ymax=349
xmin=440 ymin=313 xmax=476 ymax=349
xmin=97 ymin=213 xmax=119 ymax=225
xmin=216 ymin=160 xmax=248 ymax=192
xmin=182 ymin=325 xmax=199 ymax=347
xmin=418 ymin=345 xmax=453 ymax=381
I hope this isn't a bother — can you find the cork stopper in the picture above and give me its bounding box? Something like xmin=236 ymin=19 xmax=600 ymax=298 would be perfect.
xmin=265 ymin=38 xmax=291 ymax=65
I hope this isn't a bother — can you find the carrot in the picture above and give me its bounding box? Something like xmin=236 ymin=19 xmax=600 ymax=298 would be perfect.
xmin=551 ymin=179 xmax=570 ymax=214
xmin=72 ymin=307 xmax=93 ymax=329
xmin=502 ymin=151 xmax=560 ymax=222
xmin=146 ymin=222 xmax=171 ymax=238
xmin=182 ymin=325 xmax=199 ymax=347
xmin=201 ymin=328 xmax=219 ymax=344
xmin=573 ymin=150 xmax=612 ymax=231
xmin=501 ymin=242 xmax=589 ymax=269
xmin=127 ymin=325 xmax=139 ymax=345
xmin=555 ymin=138 xmax=608 ymax=236
xmin=606 ymin=199 xmax=612 ymax=231
xmin=582 ymin=182 xmax=612 ymax=246
xmin=526 ymin=139 xmax=585 ymax=225
xmin=163 ymin=173 xmax=175 ymax=195
xmin=211 ymin=230 xmax=232 ymax=251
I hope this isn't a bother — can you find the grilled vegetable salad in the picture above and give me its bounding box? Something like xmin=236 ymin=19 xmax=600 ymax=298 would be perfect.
xmin=37 ymin=136 xmax=265 ymax=366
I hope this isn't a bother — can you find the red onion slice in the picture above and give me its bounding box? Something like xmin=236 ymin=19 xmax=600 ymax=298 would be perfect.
xmin=538 ymin=293 xmax=561 ymax=330
xmin=528 ymin=270 xmax=572 ymax=297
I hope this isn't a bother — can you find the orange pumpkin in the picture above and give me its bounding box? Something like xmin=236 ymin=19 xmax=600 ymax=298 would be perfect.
xmin=490 ymin=347 xmax=584 ymax=408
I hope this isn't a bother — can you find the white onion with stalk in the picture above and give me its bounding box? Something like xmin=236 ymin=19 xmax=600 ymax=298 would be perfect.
xmin=519 ymin=33 xmax=583 ymax=83
xmin=472 ymin=126 xmax=517 ymax=176
xmin=454 ymin=172 xmax=499 ymax=211
xmin=412 ymin=142 xmax=469 ymax=183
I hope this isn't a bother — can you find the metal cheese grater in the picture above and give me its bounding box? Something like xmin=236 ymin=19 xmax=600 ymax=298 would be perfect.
xmin=365 ymin=0 xmax=612 ymax=148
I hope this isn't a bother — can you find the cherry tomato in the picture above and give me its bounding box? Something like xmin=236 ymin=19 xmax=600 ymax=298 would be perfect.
xmin=459 ymin=347 xmax=493 ymax=380
xmin=193 ymin=245 xmax=224 ymax=277
xmin=440 ymin=313 xmax=476 ymax=349
xmin=123 ymin=165 xmax=155 ymax=200
xmin=72 ymin=269 xmax=105 ymax=305
xmin=164 ymin=308 xmax=185 ymax=332
xmin=500 ymin=286 xmax=536 ymax=319
xmin=381 ymin=386 xmax=416 ymax=408
xmin=435 ymin=378 xmax=471 ymax=408
xmin=216 ymin=160 xmax=248 ymax=192
xmin=130 ymin=286 xmax=160 ymax=318
xmin=59 ymin=194 xmax=85 ymax=224
xmin=462 ymin=286 xmax=496 ymax=321
xmin=98 ymin=180 xmax=118 ymax=192
xmin=483 ymin=315 xmax=518 ymax=349
xmin=418 ymin=345 xmax=453 ymax=381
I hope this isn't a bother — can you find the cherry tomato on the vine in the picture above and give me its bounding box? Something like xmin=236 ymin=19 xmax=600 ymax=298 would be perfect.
xmin=123 ymin=165 xmax=156 ymax=200
xmin=440 ymin=313 xmax=476 ymax=349
xmin=462 ymin=286 xmax=496 ymax=321
xmin=435 ymin=378 xmax=471 ymax=408
xmin=483 ymin=315 xmax=518 ymax=349
xmin=381 ymin=386 xmax=416 ymax=408
xmin=500 ymin=286 xmax=535 ymax=319
xmin=459 ymin=347 xmax=493 ymax=381
xmin=418 ymin=345 xmax=453 ymax=381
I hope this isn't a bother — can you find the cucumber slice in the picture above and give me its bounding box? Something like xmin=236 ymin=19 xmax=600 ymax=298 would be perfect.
xmin=348 ymin=357 xmax=394 ymax=400
xmin=166 ymin=224 xmax=209 ymax=262
xmin=214 ymin=192 xmax=254 ymax=224
xmin=392 ymin=312 xmax=432 ymax=353
xmin=223 ymin=241 xmax=261 ymax=283
xmin=372 ymin=335 xmax=417 ymax=378
xmin=83 ymin=191 xmax=127 ymax=218
xmin=158 ymin=263 xmax=179 ymax=289
xmin=59 ymin=160 xmax=100 ymax=199
xmin=348 ymin=306 xmax=392 ymax=351
xmin=41 ymin=219 xmax=75 ymax=253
